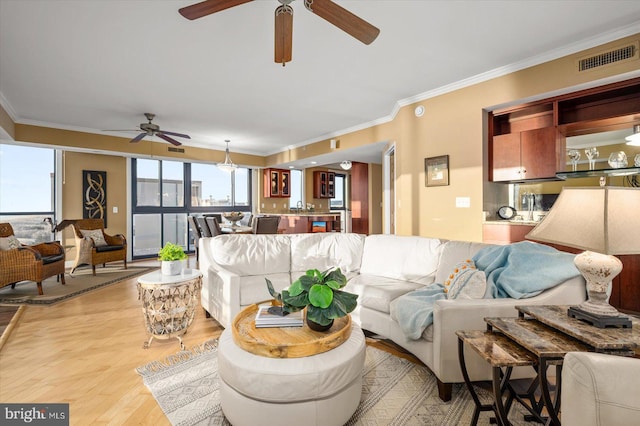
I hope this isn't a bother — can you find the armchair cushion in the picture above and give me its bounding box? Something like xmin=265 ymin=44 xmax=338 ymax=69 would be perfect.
xmin=80 ymin=229 xmax=108 ymax=247
xmin=0 ymin=235 xmax=21 ymax=250
xmin=95 ymin=244 xmax=124 ymax=253
xmin=42 ymin=254 xmax=64 ymax=264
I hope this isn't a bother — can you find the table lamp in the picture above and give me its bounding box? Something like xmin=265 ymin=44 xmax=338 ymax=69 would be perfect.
xmin=525 ymin=186 xmax=640 ymax=328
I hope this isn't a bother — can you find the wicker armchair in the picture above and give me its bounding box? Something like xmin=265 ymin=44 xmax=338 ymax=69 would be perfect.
xmin=0 ymin=223 xmax=66 ymax=295
xmin=70 ymin=219 xmax=127 ymax=275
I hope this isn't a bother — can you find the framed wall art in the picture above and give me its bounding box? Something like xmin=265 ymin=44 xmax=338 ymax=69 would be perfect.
xmin=425 ymin=155 xmax=449 ymax=187
xmin=83 ymin=170 xmax=107 ymax=226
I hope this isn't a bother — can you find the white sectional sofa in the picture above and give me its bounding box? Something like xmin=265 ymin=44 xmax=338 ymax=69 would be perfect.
xmin=199 ymin=233 xmax=586 ymax=401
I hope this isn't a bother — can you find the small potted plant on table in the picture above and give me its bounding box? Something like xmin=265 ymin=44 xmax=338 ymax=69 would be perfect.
xmin=158 ymin=242 xmax=187 ymax=275
xmin=266 ymin=267 xmax=358 ymax=331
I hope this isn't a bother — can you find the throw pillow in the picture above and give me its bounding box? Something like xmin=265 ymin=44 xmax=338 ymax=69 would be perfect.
xmin=0 ymin=235 xmax=21 ymax=250
xmin=80 ymin=229 xmax=108 ymax=247
xmin=443 ymin=259 xmax=487 ymax=300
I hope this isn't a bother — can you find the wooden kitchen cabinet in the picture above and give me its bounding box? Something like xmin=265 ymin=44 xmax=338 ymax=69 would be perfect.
xmin=491 ymin=127 xmax=560 ymax=182
xmin=313 ymin=171 xmax=335 ymax=198
xmin=263 ymin=168 xmax=290 ymax=198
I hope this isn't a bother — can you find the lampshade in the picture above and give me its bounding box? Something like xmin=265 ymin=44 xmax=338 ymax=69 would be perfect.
xmin=625 ymin=124 xmax=640 ymax=146
xmin=340 ymin=160 xmax=352 ymax=170
xmin=218 ymin=139 xmax=237 ymax=172
xmin=525 ymin=186 xmax=640 ymax=255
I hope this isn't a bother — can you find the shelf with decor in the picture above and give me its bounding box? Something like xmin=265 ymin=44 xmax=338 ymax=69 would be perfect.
xmin=313 ymin=171 xmax=335 ymax=198
xmin=556 ymin=166 xmax=640 ymax=179
xmin=263 ymin=168 xmax=290 ymax=198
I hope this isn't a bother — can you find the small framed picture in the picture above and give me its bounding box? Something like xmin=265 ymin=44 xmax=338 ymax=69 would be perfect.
xmin=425 ymin=155 xmax=449 ymax=187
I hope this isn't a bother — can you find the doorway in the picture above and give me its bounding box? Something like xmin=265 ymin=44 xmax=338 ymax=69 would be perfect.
xmin=383 ymin=144 xmax=395 ymax=234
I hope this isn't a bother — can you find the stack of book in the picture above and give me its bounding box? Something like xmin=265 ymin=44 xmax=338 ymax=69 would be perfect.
xmin=255 ymin=305 xmax=304 ymax=328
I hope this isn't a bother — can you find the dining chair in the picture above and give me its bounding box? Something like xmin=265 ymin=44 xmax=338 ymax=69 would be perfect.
xmin=196 ymin=217 xmax=213 ymax=237
xmin=187 ymin=216 xmax=202 ymax=265
xmin=252 ymin=216 xmax=281 ymax=234
xmin=206 ymin=217 xmax=223 ymax=236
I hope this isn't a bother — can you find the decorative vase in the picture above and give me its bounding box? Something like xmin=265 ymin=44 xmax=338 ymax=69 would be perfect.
xmin=306 ymin=317 xmax=334 ymax=332
xmin=161 ymin=260 xmax=183 ymax=276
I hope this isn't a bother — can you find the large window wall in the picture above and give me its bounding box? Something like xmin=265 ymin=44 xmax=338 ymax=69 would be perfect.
xmin=131 ymin=158 xmax=251 ymax=258
xmin=0 ymin=144 xmax=56 ymax=244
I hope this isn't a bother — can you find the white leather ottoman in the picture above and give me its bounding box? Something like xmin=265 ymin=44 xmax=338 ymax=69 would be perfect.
xmin=217 ymin=323 xmax=366 ymax=426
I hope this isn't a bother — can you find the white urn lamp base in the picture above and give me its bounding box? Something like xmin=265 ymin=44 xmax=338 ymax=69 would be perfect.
xmin=569 ymin=251 xmax=631 ymax=328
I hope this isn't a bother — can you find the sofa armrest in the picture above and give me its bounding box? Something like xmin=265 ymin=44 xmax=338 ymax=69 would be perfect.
xmin=562 ymin=352 xmax=640 ymax=426
xmin=432 ymin=298 xmax=525 ymax=383
xmin=431 ymin=276 xmax=586 ymax=384
xmin=199 ymin=237 xmax=241 ymax=329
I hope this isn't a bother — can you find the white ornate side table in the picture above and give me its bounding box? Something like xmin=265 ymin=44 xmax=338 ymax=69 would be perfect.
xmin=137 ymin=269 xmax=202 ymax=350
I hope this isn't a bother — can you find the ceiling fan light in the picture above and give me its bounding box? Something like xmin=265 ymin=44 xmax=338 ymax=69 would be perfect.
xmin=625 ymin=124 xmax=640 ymax=146
xmin=340 ymin=160 xmax=352 ymax=170
xmin=218 ymin=140 xmax=237 ymax=172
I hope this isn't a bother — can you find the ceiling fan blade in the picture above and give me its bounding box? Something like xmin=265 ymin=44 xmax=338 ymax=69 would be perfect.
xmin=157 ymin=133 xmax=183 ymax=146
xmin=158 ymin=130 xmax=191 ymax=139
xmin=304 ymin=0 xmax=379 ymax=45
xmin=179 ymin=0 xmax=253 ymax=20
xmin=130 ymin=133 xmax=147 ymax=143
xmin=274 ymin=5 xmax=293 ymax=65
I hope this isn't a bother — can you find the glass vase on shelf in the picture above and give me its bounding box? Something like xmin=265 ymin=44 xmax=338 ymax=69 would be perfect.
xmin=568 ymin=149 xmax=581 ymax=171
xmin=607 ymin=151 xmax=627 ymax=169
xmin=585 ymin=147 xmax=599 ymax=170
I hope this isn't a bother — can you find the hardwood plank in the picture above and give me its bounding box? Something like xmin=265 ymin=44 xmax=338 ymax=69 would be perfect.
xmin=0 ymin=258 xmax=223 ymax=425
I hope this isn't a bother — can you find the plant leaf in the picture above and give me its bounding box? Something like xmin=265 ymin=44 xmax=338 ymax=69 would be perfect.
xmin=265 ymin=278 xmax=282 ymax=302
xmin=308 ymin=284 xmax=333 ymax=308
xmin=328 ymin=290 xmax=358 ymax=318
xmin=298 ymin=274 xmax=316 ymax=291
xmin=325 ymin=279 xmax=341 ymax=290
xmin=325 ymin=268 xmax=347 ymax=288
xmin=288 ymin=278 xmax=303 ymax=297
xmin=306 ymin=304 xmax=333 ymax=326
xmin=283 ymin=289 xmax=309 ymax=308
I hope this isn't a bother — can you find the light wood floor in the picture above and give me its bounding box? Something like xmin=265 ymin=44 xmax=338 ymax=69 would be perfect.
xmin=0 ymin=258 xmax=223 ymax=425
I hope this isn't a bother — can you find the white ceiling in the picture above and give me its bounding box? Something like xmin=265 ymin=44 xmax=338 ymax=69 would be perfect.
xmin=1 ymin=0 xmax=640 ymax=167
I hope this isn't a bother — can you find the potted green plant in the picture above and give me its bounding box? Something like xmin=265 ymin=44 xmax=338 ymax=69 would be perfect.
xmin=266 ymin=267 xmax=358 ymax=331
xmin=158 ymin=242 xmax=188 ymax=275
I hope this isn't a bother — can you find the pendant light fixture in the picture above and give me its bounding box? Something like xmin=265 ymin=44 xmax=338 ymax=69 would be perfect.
xmin=218 ymin=140 xmax=237 ymax=172
xmin=340 ymin=160 xmax=352 ymax=170
xmin=625 ymin=124 xmax=640 ymax=146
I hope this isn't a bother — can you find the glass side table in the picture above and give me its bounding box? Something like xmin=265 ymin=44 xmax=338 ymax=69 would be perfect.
xmin=137 ymin=269 xmax=202 ymax=350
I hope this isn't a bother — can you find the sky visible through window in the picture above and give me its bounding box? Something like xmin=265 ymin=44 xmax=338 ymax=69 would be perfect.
xmin=0 ymin=144 xmax=54 ymax=212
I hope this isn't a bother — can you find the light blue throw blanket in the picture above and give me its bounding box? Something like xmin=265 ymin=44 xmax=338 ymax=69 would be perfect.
xmin=395 ymin=241 xmax=580 ymax=340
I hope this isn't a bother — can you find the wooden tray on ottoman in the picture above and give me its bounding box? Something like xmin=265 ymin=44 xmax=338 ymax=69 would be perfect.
xmin=231 ymin=304 xmax=352 ymax=358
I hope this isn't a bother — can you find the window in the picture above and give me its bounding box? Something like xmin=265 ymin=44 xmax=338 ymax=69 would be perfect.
xmin=289 ymin=169 xmax=303 ymax=209
xmin=330 ymin=174 xmax=347 ymax=210
xmin=132 ymin=159 xmax=252 ymax=258
xmin=0 ymin=144 xmax=56 ymax=244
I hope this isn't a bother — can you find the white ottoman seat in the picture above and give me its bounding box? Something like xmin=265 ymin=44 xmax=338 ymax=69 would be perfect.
xmin=218 ymin=323 xmax=366 ymax=426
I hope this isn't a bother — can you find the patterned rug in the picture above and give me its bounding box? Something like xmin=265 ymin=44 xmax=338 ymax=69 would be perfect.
xmin=136 ymin=339 xmax=533 ymax=426
xmin=0 ymin=265 xmax=156 ymax=305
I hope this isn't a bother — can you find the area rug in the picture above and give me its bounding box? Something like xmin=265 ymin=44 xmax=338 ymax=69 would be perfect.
xmin=136 ymin=339 xmax=532 ymax=426
xmin=0 ymin=265 xmax=156 ymax=305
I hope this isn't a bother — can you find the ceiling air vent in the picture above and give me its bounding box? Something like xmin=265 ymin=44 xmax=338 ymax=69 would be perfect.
xmin=577 ymin=41 xmax=638 ymax=72
xmin=167 ymin=146 xmax=185 ymax=153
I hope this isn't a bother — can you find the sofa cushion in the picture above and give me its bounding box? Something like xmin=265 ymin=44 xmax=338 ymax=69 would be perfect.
xmin=290 ymin=233 xmax=365 ymax=274
xmin=360 ymin=235 xmax=443 ymax=285
xmin=434 ymin=240 xmax=491 ymax=284
xmin=346 ymin=274 xmax=424 ymax=314
xmin=240 ymin=273 xmax=292 ymax=306
xmin=42 ymin=254 xmax=64 ymax=264
xmin=444 ymin=260 xmax=487 ymax=299
xmin=211 ymin=234 xmax=291 ymax=276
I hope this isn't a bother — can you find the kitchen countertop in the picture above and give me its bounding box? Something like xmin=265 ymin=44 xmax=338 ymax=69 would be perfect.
xmin=264 ymin=212 xmax=341 ymax=217
xmin=483 ymin=220 xmax=541 ymax=226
